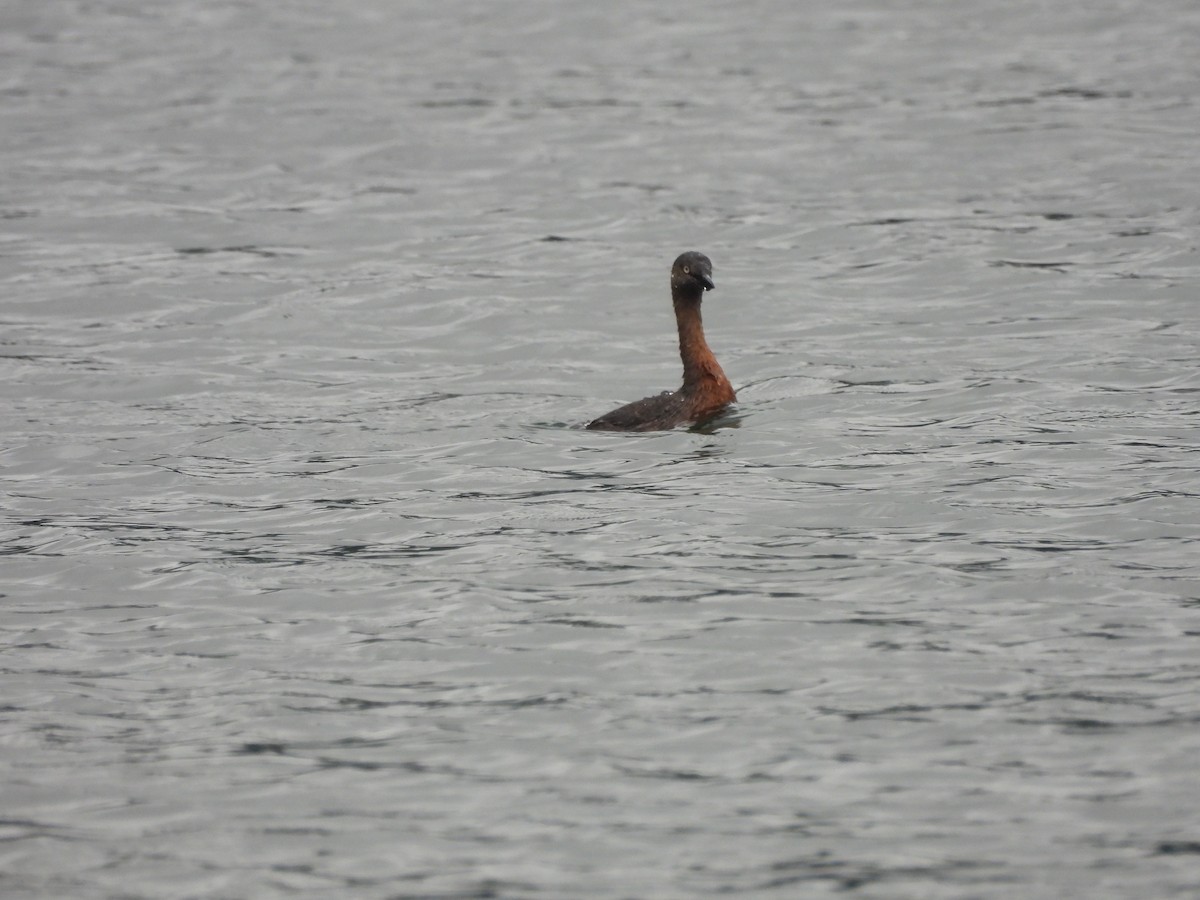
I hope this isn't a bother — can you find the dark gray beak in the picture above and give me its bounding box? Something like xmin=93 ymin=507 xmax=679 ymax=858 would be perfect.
xmin=698 ymin=272 xmax=715 ymax=291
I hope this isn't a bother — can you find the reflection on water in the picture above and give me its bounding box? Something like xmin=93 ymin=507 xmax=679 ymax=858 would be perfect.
xmin=3 ymin=0 xmax=1200 ymax=897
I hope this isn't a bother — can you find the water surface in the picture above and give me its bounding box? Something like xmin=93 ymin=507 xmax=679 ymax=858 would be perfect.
xmin=2 ymin=1 xmax=1199 ymax=897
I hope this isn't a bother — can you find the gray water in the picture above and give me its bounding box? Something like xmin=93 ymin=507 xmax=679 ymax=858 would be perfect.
xmin=3 ymin=1 xmax=1199 ymax=897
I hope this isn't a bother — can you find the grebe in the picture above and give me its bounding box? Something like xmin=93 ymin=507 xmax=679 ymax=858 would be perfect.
xmin=587 ymin=251 xmax=735 ymax=431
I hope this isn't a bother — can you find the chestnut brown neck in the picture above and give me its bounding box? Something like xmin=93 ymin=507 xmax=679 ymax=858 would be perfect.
xmin=672 ymin=285 xmax=733 ymax=400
